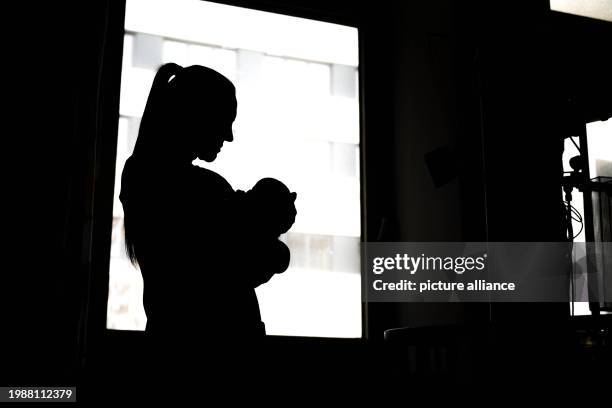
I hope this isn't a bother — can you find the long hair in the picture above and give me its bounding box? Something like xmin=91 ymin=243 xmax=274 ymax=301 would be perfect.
xmin=120 ymin=63 xmax=235 ymax=265
xmin=133 ymin=63 xmax=183 ymax=158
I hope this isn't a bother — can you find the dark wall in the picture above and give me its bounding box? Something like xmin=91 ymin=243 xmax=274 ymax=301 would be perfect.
xmin=6 ymin=0 xmax=123 ymax=385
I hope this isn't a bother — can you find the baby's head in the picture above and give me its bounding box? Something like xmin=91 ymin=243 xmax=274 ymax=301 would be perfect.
xmin=249 ymin=178 xmax=297 ymax=235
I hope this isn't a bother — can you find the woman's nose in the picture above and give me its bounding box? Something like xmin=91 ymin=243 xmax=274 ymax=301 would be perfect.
xmin=224 ymin=131 xmax=234 ymax=142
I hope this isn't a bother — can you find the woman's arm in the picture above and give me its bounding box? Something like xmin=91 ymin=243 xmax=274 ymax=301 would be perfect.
xmin=191 ymin=168 xmax=290 ymax=288
xmin=221 ymin=189 xmax=293 ymax=287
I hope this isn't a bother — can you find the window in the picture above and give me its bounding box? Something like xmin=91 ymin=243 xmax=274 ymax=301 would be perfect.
xmin=563 ymin=117 xmax=612 ymax=315
xmin=107 ymin=0 xmax=362 ymax=337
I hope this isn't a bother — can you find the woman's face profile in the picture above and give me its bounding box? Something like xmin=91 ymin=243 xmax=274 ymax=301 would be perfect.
xmin=174 ymin=90 xmax=237 ymax=163
xmin=161 ymin=66 xmax=239 ymax=163
xmin=194 ymin=95 xmax=237 ymax=162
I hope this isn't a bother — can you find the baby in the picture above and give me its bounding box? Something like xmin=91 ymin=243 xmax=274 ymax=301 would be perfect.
xmin=237 ymin=178 xmax=297 ymax=286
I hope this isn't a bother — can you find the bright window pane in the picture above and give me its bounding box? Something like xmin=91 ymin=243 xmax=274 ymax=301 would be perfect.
xmin=586 ymin=118 xmax=612 ymax=178
xmin=108 ymin=0 xmax=361 ymax=337
xmin=563 ymin=117 xmax=612 ymax=316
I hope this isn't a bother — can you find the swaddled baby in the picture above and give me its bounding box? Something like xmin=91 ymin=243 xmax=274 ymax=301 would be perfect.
xmin=237 ymin=178 xmax=297 ymax=286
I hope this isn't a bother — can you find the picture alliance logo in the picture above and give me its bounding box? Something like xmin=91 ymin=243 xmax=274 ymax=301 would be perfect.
xmin=371 ymin=253 xmax=488 ymax=275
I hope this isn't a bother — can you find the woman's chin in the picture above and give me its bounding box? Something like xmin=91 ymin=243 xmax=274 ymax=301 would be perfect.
xmin=198 ymin=151 xmax=218 ymax=162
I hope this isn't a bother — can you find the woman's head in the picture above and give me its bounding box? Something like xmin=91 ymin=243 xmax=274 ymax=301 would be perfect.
xmin=123 ymin=63 xmax=236 ymax=265
xmin=134 ymin=63 xmax=237 ymax=163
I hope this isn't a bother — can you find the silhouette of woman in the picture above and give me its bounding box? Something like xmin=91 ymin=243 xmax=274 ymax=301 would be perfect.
xmin=119 ymin=64 xmax=289 ymax=373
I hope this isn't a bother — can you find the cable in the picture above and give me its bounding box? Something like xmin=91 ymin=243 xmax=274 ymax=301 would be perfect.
xmin=566 ymin=202 xmax=584 ymax=239
xmin=570 ymin=206 xmax=582 ymax=222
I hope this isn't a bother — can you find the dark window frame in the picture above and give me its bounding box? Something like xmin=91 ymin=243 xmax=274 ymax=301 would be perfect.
xmin=86 ymin=0 xmax=370 ymax=351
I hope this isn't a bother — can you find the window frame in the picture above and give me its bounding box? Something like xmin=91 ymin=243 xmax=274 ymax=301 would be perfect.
xmin=87 ymin=0 xmax=369 ymax=347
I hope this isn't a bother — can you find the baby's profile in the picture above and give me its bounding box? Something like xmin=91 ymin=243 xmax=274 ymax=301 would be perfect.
xmin=247 ymin=178 xmax=297 ymax=236
xmin=235 ymin=178 xmax=297 ymax=286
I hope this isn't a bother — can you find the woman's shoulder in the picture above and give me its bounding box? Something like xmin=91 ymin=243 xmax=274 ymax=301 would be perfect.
xmin=190 ymin=165 xmax=234 ymax=193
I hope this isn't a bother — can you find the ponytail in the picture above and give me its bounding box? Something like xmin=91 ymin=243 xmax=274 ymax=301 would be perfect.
xmin=133 ymin=63 xmax=183 ymax=158
xmin=123 ymin=63 xmax=182 ymax=265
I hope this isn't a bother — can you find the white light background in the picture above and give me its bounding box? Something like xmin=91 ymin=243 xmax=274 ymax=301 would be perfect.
xmin=108 ymin=0 xmax=362 ymax=338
